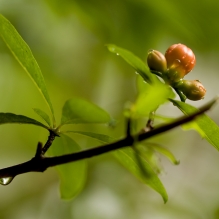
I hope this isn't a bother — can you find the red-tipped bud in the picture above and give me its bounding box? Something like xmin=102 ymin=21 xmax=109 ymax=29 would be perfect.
xmin=147 ymin=50 xmax=167 ymax=73
xmin=177 ymin=80 xmax=206 ymax=101
xmin=165 ymin=44 xmax=196 ymax=82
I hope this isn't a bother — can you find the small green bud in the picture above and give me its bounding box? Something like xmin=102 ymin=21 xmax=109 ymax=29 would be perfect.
xmin=147 ymin=50 xmax=167 ymax=73
xmin=177 ymin=80 xmax=206 ymax=101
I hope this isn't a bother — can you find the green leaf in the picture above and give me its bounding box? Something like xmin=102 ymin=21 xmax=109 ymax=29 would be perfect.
xmin=154 ymin=114 xmax=175 ymax=123
xmin=50 ymin=134 xmax=87 ymax=199
xmin=136 ymin=144 xmax=162 ymax=174
xmin=170 ymin=99 xmax=219 ymax=151
xmin=114 ymin=147 xmax=168 ymax=203
xmin=147 ymin=143 xmax=179 ymax=165
xmin=61 ymin=97 xmax=111 ymax=125
xmin=0 ymin=14 xmax=55 ymax=122
xmin=0 ymin=113 xmax=49 ymax=129
xmin=33 ymin=108 xmax=51 ymax=127
xmin=136 ymin=75 xmax=151 ymax=94
xmin=67 ymin=131 xmax=114 ymax=143
xmin=107 ymin=44 xmax=159 ymax=84
xmin=136 ymin=75 xmax=176 ymax=99
xmin=132 ymin=83 xmax=172 ymax=118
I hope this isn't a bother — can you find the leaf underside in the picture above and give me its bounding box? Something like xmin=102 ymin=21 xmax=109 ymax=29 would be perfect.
xmin=50 ymin=134 xmax=87 ymax=199
xmin=107 ymin=44 xmax=158 ymax=84
xmin=33 ymin=108 xmax=51 ymax=127
xmin=114 ymin=147 xmax=168 ymax=203
xmin=170 ymin=99 xmax=219 ymax=151
xmin=0 ymin=113 xmax=49 ymax=129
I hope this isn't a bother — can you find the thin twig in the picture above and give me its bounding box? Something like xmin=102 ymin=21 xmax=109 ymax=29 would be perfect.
xmin=0 ymin=97 xmax=216 ymax=181
xmin=174 ymin=88 xmax=187 ymax=102
xmin=41 ymin=130 xmax=59 ymax=155
xmin=126 ymin=117 xmax=132 ymax=138
xmin=35 ymin=142 xmax=43 ymax=157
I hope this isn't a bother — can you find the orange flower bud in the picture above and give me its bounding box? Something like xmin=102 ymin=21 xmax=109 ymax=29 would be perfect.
xmin=177 ymin=80 xmax=206 ymax=101
xmin=165 ymin=44 xmax=196 ymax=82
xmin=147 ymin=50 xmax=167 ymax=73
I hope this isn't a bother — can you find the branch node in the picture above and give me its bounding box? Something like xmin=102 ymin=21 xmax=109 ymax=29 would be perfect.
xmin=41 ymin=130 xmax=58 ymax=155
xmin=35 ymin=142 xmax=43 ymax=158
xmin=126 ymin=117 xmax=132 ymax=137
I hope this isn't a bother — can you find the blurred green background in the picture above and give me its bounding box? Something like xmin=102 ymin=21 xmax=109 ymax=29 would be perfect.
xmin=1 ymin=0 xmax=219 ymax=218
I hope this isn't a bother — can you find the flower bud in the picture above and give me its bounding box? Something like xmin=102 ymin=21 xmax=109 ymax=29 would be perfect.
xmin=177 ymin=80 xmax=206 ymax=101
xmin=165 ymin=44 xmax=196 ymax=82
xmin=147 ymin=50 xmax=167 ymax=73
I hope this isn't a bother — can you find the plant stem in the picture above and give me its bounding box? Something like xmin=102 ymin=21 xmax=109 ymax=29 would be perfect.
xmin=174 ymin=88 xmax=187 ymax=102
xmin=0 ymin=97 xmax=216 ymax=180
xmin=41 ymin=130 xmax=59 ymax=155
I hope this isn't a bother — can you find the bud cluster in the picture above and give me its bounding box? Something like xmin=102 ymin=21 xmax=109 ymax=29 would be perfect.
xmin=146 ymin=43 xmax=206 ymax=101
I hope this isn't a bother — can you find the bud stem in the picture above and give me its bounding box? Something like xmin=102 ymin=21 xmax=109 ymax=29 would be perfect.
xmin=174 ymin=88 xmax=187 ymax=102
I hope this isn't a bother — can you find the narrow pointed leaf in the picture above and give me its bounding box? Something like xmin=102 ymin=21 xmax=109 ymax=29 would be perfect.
xmin=61 ymin=97 xmax=111 ymax=125
xmin=137 ymin=144 xmax=162 ymax=174
xmin=50 ymin=134 xmax=87 ymax=199
xmin=33 ymin=108 xmax=51 ymax=127
xmin=107 ymin=44 xmax=159 ymax=84
xmin=0 ymin=14 xmax=55 ymax=121
xmin=67 ymin=131 xmax=114 ymax=143
xmin=0 ymin=113 xmax=49 ymax=129
xmin=114 ymin=147 xmax=168 ymax=203
xmin=154 ymin=114 xmax=175 ymax=123
xmin=132 ymin=83 xmax=172 ymax=118
xmin=170 ymin=99 xmax=219 ymax=151
xmin=147 ymin=143 xmax=179 ymax=165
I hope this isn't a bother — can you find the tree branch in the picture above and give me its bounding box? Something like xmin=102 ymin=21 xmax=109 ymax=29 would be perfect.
xmin=0 ymin=97 xmax=217 ymax=183
xmin=41 ymin=130 xmax=59 ymax=155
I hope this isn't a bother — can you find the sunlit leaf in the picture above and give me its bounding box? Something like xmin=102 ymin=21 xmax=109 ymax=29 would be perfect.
xmin=0 ymin=14 xmax=55 ymax=122
xmin=136 ymin=75 xmax=151 ymax=94
xmin=66 ymin=131 xmax=114 ymax=143
xmin=136 ymin=75 xmax=175 ymax=99
xmin=61 ymin=97 xmax=111 ymax=125
xmin=0 ymin=113 xmax=49 ymax=129
xmin=170 ymin=99 xmax=219 ymax=151
xmin=132 ymin=83 xmax=172 ymax=118
xmin=114 ymin=147 xmax=168 ymax=203
xmin=50 ymin=134 xmax=87 ymax=199
xmin=107 ymin=44 xmax=159 ymax=84
xmin=33 ymin=108 xmax=51 ymax=127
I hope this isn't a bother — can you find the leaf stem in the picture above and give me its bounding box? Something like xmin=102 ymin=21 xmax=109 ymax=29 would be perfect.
xmin=174 ymin=88 xmax=187 ymax=102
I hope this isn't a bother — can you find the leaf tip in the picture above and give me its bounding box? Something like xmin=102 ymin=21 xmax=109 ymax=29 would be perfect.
xmin=174 ymin=160 xmax=180 ymax=165
xmin=163 ymin=196 xmax=168 ymax=204
xmin=105 ymin=44 xmax=116 ymax=53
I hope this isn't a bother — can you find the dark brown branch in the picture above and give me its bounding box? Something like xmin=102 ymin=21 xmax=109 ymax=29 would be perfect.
xmin=35 ymin=142 xmax=43 ymax=157
xmin=41 ymin=130 xmax=59 ymax=155
xmin=0 ymin=97 xmax=217 ymax=181
xmin=126 ymin=117 xmax=132 ymax=137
